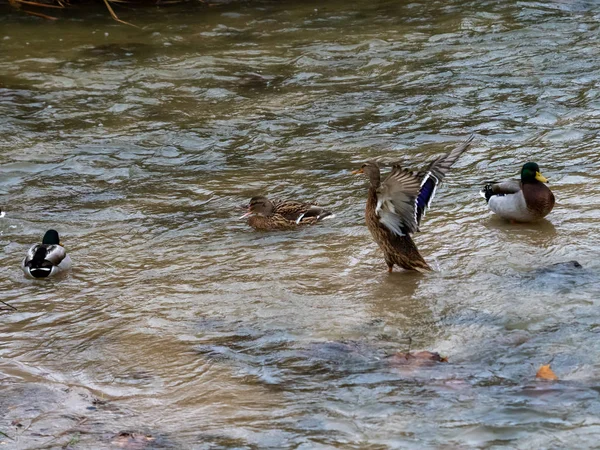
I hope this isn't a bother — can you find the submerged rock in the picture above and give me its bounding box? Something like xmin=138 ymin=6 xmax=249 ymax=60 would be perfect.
xmin=531 ymin=260 xmax=583 ymax=275
xmin=548 ymin=260 xmax=582 ymax=270
xmin=387 ymin=351 xmax=448 ymax=366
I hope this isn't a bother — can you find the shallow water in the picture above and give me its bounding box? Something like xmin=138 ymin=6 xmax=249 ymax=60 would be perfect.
xmin=1 ymin=0 xmax=600 ymax=448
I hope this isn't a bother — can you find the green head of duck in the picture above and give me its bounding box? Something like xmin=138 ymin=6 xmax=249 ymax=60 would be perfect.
xmin=521 ymin=162 xmax=548 ymax=183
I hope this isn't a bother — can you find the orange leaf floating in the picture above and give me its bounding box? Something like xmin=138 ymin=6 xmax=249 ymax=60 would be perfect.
xmin=536 ymin=364 xmax=558 ymax=381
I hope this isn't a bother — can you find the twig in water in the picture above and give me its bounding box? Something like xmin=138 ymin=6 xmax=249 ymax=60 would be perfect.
xmin=1 ymin=300 xmax=17 ymax=311
xmin=0 ymin=430 xmax=14 ymax=441
xmin=12 ymin=0 xmax=64 ymax=9
xmin=23 ymin=10 xmax=58 ymax=19
xmin=101 ymin=0 xmax=139 ymax=28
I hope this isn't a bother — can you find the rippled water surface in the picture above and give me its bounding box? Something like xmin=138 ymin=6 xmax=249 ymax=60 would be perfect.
xmin=2 ymin=0 xmax=600 ymax=448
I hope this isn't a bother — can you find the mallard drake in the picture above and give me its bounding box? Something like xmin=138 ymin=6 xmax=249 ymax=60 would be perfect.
xmin=241 ymin=196 xmax=334 ymax=231
xmin=480 ymin=162 xmax=555 ymax=222
xmin=353 ymin=135 xmax=474 ymax=273
xmin=22 ymin=230 xmax=72 ymax=279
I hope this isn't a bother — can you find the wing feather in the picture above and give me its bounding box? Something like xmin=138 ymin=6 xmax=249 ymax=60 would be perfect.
xmin=44 ymin=245 xmax=67 ymax=266
xmin=275 ymin=201 xmax=311 ymax=221
xmin=414 ymin=135 xmax=474 ymax=225
xmin=376 ymin=167 xmax=422 ymax=235
xmin=25 ymin=244 xmax=38 ymax=262
xmin=370 ymin=135 xmax=473 ymax=236
xmin=480 ymin=180 xmax=521 ymax=202
xmin=489 ymin=180 xmax=521 ymax=194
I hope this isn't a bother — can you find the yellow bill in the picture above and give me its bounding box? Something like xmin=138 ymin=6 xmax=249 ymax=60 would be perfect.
xmin=535 ymin=171 xmax=548 ymax=183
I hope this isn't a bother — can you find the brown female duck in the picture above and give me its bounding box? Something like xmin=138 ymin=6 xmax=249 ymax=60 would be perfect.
xmin=241 ymin=196 xmax=334 ymax=231
xmin=353 ymin=135 xmax=474 ymax=273
xmin=480 ymin=162 xmax=554 ymax=222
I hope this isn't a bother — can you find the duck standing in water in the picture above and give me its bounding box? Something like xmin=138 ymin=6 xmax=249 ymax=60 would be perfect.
xmin=480 ymin=162 xmax=555 ymax=222
xmin=241 ymin=196 xmax=334 ymax=231
xmin=22 ymin=230 xmax=72 ymax=278
xmin=353 ymin=135 xmax=474 ymax=273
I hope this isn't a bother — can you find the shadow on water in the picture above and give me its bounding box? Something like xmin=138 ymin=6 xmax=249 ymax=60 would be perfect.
xmin=483 ymin=216 xmax=558 ymax=241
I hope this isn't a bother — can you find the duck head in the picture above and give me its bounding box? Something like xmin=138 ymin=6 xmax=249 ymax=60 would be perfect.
xmin=240 ymin=196 xmax=276 ymax=218
xmin=42 ymin=229 xmax=61 ymax=245
xmin=521 ymin=162 xmax=548 ymax=183
xmin=352 ymin=161 xmax=381 ymax=187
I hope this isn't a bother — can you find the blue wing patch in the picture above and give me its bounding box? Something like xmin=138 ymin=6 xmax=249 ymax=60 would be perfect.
xmin=415 ymin=174 xmax=439 ymax=226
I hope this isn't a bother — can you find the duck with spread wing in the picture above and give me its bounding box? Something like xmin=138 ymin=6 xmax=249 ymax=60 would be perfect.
xmin=353 ymin=135 xmax=474 ymax=273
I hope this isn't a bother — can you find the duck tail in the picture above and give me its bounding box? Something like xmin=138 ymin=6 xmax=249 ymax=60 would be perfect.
xmin=295 ymin=206 xmax=335 ymax=224
xmin=413 ymin=263 xmax=433 ymax=273
xmin=26 ymin=247 xmax=53 ymax=278
xmin=480 ymin=184 xmax=494 ymax=203
xmin=316 ymin=211 xmax=335 ymax=221
xmin=30 ymin=246 xmax=48 ymax=267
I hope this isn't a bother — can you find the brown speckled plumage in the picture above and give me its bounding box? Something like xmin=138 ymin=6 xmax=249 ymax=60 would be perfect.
xmin=355 ymin=135 xmax=474 ymax=272
xmin=365 ymin=185 xmax=431 ymax=272
xmin=243 ymin=196 xmax=333 ymax=231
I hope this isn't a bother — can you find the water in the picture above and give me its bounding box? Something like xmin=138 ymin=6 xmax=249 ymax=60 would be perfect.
xmin=1 ymin=0 xmax=600 ymax=448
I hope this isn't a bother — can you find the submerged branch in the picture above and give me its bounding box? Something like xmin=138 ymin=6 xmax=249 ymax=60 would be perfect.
xmin=1 ymin=300 xmax=17 ymax=311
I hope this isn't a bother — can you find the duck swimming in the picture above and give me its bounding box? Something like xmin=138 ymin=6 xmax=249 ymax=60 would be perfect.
xmin=22 ymin=229 xmax=72 ymax=278
xmin=353 ymin=135 xmax=474 ymax=273
xmin=480 ymin=162 xmax=555 ymax=222
xmin=241 ymin=196 xmax=334 ymax=231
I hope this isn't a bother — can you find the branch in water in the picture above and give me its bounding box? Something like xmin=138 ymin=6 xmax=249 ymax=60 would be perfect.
xmin=1 ymin=300 xmax=17 ymax=311
xmin=101 ymin=0 xmax=140 ymax=28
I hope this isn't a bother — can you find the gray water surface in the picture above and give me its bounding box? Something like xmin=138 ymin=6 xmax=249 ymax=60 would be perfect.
xmin=1 ymin=1 xmax=600 ymax=448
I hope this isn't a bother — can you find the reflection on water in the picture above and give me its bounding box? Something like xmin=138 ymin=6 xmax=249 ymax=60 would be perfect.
xmin=2 ymin=0 xmax=600 ymax=447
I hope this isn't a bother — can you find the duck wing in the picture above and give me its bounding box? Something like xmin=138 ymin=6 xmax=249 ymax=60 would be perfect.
xmin=45 ymin=245 xmax=67 ymax=266
xmin=274 ymin=201 xmax=312 ymax=220
xmin=376 ymin=135 xmax=474 ymax=235
xmin=24 ymin=244 xmax=39 ymax=264
xmin=275 ymin=201 xmax=333 ymax=223
xmin=413 ymin=135 xmax=474 ymax=226
xmin=480 ymin=180 xmax=521 ymax=202
xmin=24 ymin=244 xmax=67 ymax=267
xmin=376 ymin=167 xmax=423 ymax=236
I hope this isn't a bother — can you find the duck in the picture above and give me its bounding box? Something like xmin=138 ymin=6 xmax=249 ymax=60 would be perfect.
xmin=22 ymin=229 xmax=72 ymax=279
xmin=241 ymin=196 xmax=334 ymax=231
xmin=480 ymin=162 xmax=555 ymax=222
xmin=353 ymin=135 xmax=474 ymax=273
